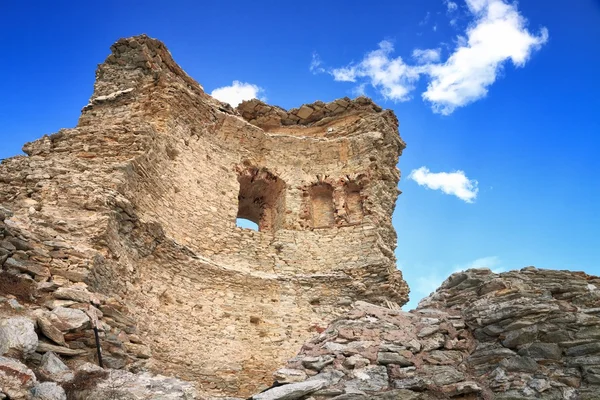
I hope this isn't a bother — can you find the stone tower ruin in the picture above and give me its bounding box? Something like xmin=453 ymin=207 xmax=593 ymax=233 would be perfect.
xmin=0 ymin=35 xmax=408 ymax=396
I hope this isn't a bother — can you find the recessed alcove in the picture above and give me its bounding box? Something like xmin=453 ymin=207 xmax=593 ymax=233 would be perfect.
xmin=344 ymin=182 xmax=363 ymax=223
xmin=237 ymin=168 xmax=286 ymax=232
xmin=309 ymin=183 xmax=335 ymax=228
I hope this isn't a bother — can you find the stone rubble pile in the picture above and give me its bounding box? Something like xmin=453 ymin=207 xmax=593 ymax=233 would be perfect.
xmin=0 ymin=207 xmax=195 ymax=398
xmin=247 ymin=267 xmax=600 ymax=400
xmin=237 ymin=97 xmax=383 ymax=129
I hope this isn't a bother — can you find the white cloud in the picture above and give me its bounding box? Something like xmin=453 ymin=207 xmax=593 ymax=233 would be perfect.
xmin=413 ymin=48 xmax=442 ymax=64
xmin=445 ymin=0 xmax=458 ymax=12
xmin=423 ymin=0 xmax=549 ymax=114
xmin=330 ymin=40 xmax=421 ymax=101
xmin=310 ymin=52 xmax=325 ymax=74
xmin=323 ymin=0 xmax=547 ymax=114
xmin=210 ymin=81 xmax=265 ymax=107
xmin=408 ymin=166 xmax=479 ymax=203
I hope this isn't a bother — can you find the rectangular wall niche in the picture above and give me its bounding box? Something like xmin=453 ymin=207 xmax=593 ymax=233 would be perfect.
xmin=237 ymin=169 xmax=286 ymax=232
xmin=309 ymin=183 xmax=335 ymax=228
xmin=344 ymin=182 xmax=363 ymax=223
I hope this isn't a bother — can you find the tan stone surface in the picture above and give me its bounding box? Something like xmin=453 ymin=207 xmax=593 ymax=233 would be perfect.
xmin=0 ymin=34 xmax=408 ymax=396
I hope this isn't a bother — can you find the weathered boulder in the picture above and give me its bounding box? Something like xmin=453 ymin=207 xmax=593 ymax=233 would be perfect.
xmin=252 ymin=380 xmax=327 ymax=400
xmin=86 ymin=370 xmax=198 ymax=399
xmin=0 ymin=317 xmax=38 ymax=357
xmin=0 ymin=356 xmax=37 ymax=399
xmin=50 ymin=307 xmax=90 ymax=331
xmin=30 ymin=382 xmax=67 ymax=400
xmin=39 ymin=351 xmax=74 ymax=383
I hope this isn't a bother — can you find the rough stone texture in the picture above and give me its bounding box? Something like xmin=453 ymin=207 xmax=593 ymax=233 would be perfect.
xmin=0 ymin=356 xmax=37 ymax=399
xmin=39 ymin=352 xmax=74 ymax=383
xmin=86 ymin=369 xmax=198 ymax=400
xmin=30 ymin=382 xmax=67 ymax=400
xmin=0 ymin=34 xmax=407 ymax=396
xmin=0 ymin=317 xmax=38 ymax=357
xmin=250 ymin=267 xmax=600 ymax=399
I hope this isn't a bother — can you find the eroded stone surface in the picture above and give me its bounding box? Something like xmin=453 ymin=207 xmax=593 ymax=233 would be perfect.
xmin=0 ymin=34 xmax=407 ymax=396
xmin=250 ymin=268 xmax=600 ymax=399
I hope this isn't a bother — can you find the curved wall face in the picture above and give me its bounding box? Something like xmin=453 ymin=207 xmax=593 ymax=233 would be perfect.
xmin=0 ymin=35 xmax=408 ymax=396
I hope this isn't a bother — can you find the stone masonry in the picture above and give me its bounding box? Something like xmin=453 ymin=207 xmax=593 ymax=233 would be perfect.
xmin=0 ymin=34 xmax=408 ymax=397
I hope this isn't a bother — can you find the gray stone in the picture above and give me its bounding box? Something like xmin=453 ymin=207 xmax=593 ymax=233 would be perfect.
xmin=564 ymin=342 xmax=600 ymax=357
xmin=376 ymin=351 xmax=413 ymax=366
xmin=273 ymin=368 xmax=307 ymax=383
xmin=500 ymin=356 xmax=538 ymax=373
xmin=30 ymin=382 xmax=66 ymax=400
xmin=393 ymin=377 xmax=428 ymax=391
xmin=89 ymin=369 xmax=198 ymax=399
xmin=518 ymin=342 xmax=562 ymax=360
xmin=301 ymin=355 xmax=334 ymax=371
xmin=426 ymin=366 xmax=465 ymax=386
xmin=39 ymin=352 xmax=74 ymax=383
xmin=346 ymin=365 xmax=388 ymax=392
xmin=0 ymin=317 xmax=38 ymax=357
xmin=252 ymin=379 xmax=327 ymax=400
xmin=501 ymin=326 xmax=538 ymax=348
xmin=308 ymin=370 xmax=345 ymax=386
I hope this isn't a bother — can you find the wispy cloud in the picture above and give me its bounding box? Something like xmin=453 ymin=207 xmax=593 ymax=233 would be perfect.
xmin=322 ymin=0 xmax=548 ymax=114
xmin=331 ymin=40 xmax=421 ymax=102
xmin=408 ymin=166 xmax=479 ymax=203
xmin=309 ymin=52 xmax=325 ymax=74
xmin=419 ymin=11 xmax=431 ymax=26
xmin=413 ymin=48 xmax=442 ymax=64
xmin=445 ymin=0 xmax=458 ymax=12
xmin=453 ymin=256 xmax=504 ymax=273
xmin=210 ymin=81 xmax=265 ymax=107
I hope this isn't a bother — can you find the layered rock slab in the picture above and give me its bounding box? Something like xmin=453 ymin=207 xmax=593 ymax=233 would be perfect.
xmin=252 ymin=267 xmax=600 ymax=399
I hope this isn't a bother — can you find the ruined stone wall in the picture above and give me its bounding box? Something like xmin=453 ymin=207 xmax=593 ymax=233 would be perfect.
xmin=250 ymin=267 xmax=600 ymax=400
xmin=0 ymin=35 xmax=408 ymax=396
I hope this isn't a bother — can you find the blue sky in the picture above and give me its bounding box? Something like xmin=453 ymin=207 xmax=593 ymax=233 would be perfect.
xmin=1 ymin=1 xmax=599 ymax=309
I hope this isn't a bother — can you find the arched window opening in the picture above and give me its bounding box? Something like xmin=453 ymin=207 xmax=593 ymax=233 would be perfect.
xmin=236 ymin=218 xmax=258 ymax=231
xmin=237 ymin=168 xmax=286 ymax=232
xmin=309 ymin=183 xmax=335 ymax=228
xmin=344 ymin=182 xmax=363 ymax=223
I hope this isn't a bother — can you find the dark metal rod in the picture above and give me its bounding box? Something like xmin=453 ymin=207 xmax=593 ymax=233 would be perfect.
xmin=93 ymin=326 xmax=104 ymax=368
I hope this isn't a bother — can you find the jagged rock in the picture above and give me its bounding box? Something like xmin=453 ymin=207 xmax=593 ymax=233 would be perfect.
xmin=37 ymin=341 xmax=88 ymax=356
xmin=30 ymin=382 xmax=67 ymax=400
xmin=248 ymin=268 xmax=600 ymax=399
xmin=53 ymin=287 xmax=91 ymax=303
xmin=273 ymin=369 xmax=308 ymax=383
xmin=87 ymin=370 xmax=198 ymax=399
xmin=36 ymin=313 xmax=66 ymax=345
xmin=346 ymin=366 xmax=389 ymax=392
xmin=252 ymin=380 xmax=327 ymax=400
xmin=0 ymin=317 xmax=38 ymax=357
xmin=0 ymin=356 xmax=37 ymax=399
xmin=50 ymin=307 xmax=90 ymax=331
xmin=39 ymin=352 xmax=74 ymax=383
